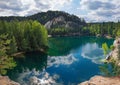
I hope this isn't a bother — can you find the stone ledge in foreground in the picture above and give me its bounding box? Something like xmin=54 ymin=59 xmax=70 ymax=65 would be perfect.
xmin=0 ymin=76 xmax=20 ymax=85
xmin=79 ymin=75 xmax=120 ymax=85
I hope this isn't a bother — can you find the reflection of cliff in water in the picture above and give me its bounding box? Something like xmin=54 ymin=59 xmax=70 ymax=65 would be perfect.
xmin=7 ymin=51 xmax=48 ymax=80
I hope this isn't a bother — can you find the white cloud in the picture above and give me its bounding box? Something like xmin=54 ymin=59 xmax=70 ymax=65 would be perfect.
xmin=12 ymin=54 xmax=76 ymax=85
xmin=15 ymin=68 xmax=62 ymax=85
xmin=47 ymin=54 xmax=77 ymax=68
xmin=79 ymin=0 xmax=120 ymax=22
xmin=0 ymin=0 xmax=119 ymax=22
xmin=81 ymin=43 xmax=105 ymax=64
xmin=0 ymin=0 xmax=72 ymax=16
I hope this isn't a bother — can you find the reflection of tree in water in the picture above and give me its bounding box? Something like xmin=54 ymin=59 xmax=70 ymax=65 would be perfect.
xmin=48 ymin=36 xmax=114 ymax=56
xmin=99 ymin=60 xmax=120 ymax=77
xmin=7 ymin=51 xmax=47 ymax=80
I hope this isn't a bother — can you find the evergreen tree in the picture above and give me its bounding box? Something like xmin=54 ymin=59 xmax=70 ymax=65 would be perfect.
xmin=0 ymin=34 xmax=16 ymax=75
xmin=7 ymin=36 xmax=17 ymax=55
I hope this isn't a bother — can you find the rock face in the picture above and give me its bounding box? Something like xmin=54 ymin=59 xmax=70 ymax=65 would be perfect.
xmin=111 ymin=38 xmax=120 ymax=60
xmin=0 ymin=11 xmax=86 ymax=28
xmin=44 ymin=16 xmax=82 ymax=29
xmin=79 ymin=76 xmax=120 ymax=85
xmin=45 ymin=16 xmax=66 ymax=29
xmin=108 ymin=38 xmax=120 ymax=66
xmin=0 ymin=76 xmax=20 ymax=85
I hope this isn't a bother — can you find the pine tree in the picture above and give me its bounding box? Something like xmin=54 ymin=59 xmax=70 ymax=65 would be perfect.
xmin=7 ymin=36 xmax=17 ymax=55
xmin=0 ymin=34 xmax=16 ymax=75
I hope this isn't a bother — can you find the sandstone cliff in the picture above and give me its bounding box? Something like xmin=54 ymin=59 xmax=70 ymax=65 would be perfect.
xmin=79 ymin=76 xmax=120 ymax=85
xmin=0 ymin=76 xmax=20 ymax=85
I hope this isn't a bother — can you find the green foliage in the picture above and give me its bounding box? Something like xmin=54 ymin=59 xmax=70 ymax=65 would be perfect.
xmin=110 ymin=45 xmax=115 ymax=51
xmin=100 ymin=43 xmax=120 ymax=76
xmin=0 ymin=11 xmax=86 ymax=36
xmin=117 ymin=29 xmax=120 ymax=37
xmin=0 ymin=20 xmax=48 ymax=75
xmin=0 ymin=11 xmax=120 ymax=37
xmin=102 ymin=43 xmax=109 ymax=55
xmin=0 ymin=11 xmax=86 ymax=25
xmin=49 ymin=21 xmax=120 ymax=37
xmin=99 ymin=63 xmax=112 ymax=76
xmin=100 ymin=59 xmax=120 ymax=76
xmin=49 ymin=28 xmax=69 ymax=35
xmin=0 ymin=20 xmax=48 ymax=52
xmin=83 ymin=22 xmax=120 ymax=37
xmin=7 ymin=36 xmax=17 ymax=54
xmin=117 ymin=45 xmax=120 ymax=59
xmin=0 ymin=34 xmax=16 ymax=75
xmin=111 ymin=61 xmax=120 ymax=76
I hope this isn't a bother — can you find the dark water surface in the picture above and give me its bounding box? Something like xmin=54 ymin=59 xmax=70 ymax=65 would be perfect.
xmin=7 ymin=36 xmax=114 ymax=85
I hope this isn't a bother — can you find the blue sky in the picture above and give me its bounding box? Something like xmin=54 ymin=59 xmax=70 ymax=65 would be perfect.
xmin=0 ymin=0 xmax=120 ymax=22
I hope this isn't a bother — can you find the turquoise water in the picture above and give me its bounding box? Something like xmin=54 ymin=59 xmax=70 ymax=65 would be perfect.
xmin=7 ymin=36 xmax=114 ymax=85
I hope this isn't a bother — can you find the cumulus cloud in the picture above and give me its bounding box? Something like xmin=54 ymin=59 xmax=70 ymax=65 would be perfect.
xmin=0 ymin=0 xmax=72 ymax=16
xmin=13 ymin=54 xmax=77 ymax=85
xmin=47 ymin=54 xmax=77 ymax=68
xmin=0 ymin=0 xmax=23 ymax=11
xmin=0 ymin=0 xmax=119 ymax=22
xmin=81 ymin=43 xmax=105 ymax=64
xmin=79 ymin=0 xmax=120 ymax=22
xmin=80 ymin=0 xmax=115 ymax=10
xmin=15 ymin=68 xmax=62 ymax=85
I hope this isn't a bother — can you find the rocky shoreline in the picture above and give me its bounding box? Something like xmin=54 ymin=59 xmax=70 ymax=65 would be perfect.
xmin=80 ymin=38 xmax=120 ymax=85
xmin=79 ymin=75 xmax=120 ymax=85
xmin=0 ymin=76 xmax=20 ymax=85
xmin=1 ymin=38 xmax=119 ymax=85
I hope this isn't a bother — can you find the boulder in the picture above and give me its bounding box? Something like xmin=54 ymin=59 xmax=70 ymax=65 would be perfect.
xmin=0 ymin=76 xmax=20 ymax=85
xmin=79 ymin=76 xmax=120 ymax=85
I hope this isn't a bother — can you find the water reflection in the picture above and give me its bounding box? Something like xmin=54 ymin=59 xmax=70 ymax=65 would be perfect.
xmin=47 ymin=54 xmax=77 ymax=68
xmin=12 ymin=69 xmax=61 ymax=85
xmin=7 ymin=52 xmax=47 ymax=83
xmin=7 ymin=37 xmax=114 ymax=85
xmin=81 ymin=43 xmax=104 ymax=64
xmin=48 ymin=36 xmax=113 ymax=56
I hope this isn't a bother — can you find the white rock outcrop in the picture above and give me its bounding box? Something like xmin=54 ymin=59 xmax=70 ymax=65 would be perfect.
xmin=110 ymin=38 xmax=120 ymax=67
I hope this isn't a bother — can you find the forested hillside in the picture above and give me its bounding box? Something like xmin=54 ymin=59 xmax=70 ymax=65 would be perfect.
xmin=83 ymin=22 xmax=120 ymax=37
xmin=0 ymin=11 xmax=86 ymax=36
xmin=0 ymin=20 xmax=48 ymax=53
xmin=0 ymin=11 xmax=85 ymax=25
xmin=0 ymin=20 xmax=48 ymax=74
xmin=0 ymin=11 xmax=120 ymax=37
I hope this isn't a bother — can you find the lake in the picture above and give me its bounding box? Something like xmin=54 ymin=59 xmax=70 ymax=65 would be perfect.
xmin=7 ymin=36 xmax=114 ymax=85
